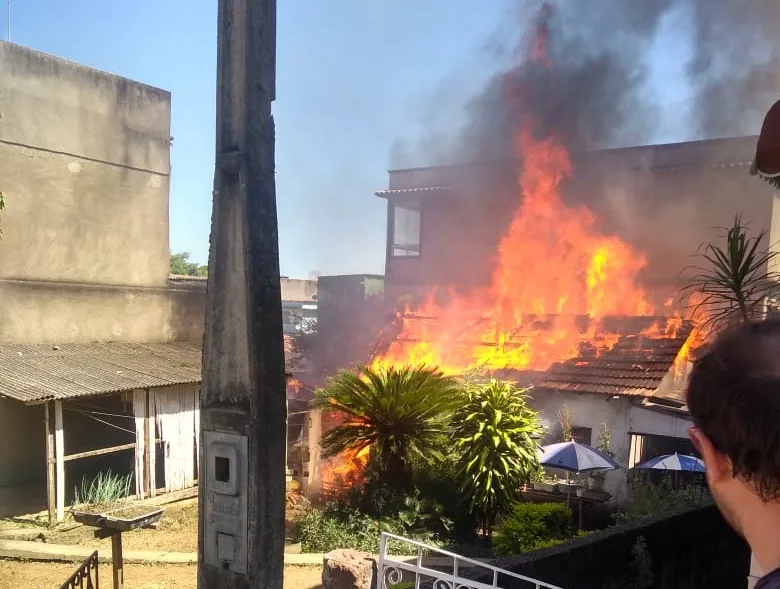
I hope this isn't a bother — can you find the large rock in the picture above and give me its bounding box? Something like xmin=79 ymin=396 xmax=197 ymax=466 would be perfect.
xmin=322 ymin=549 xmax=377 ymax=589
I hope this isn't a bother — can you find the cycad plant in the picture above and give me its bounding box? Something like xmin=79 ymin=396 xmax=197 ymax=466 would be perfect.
xmin=451 ymin=379 xmax=542 ymax=536
xmin=682 ymin=214 xmax=779 ymax=335
xmin=313 ymin=365 xmax=461 ymax=489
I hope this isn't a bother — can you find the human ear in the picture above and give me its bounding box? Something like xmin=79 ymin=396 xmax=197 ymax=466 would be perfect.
xmin=690 ymin=427 xmax=732 ymax=484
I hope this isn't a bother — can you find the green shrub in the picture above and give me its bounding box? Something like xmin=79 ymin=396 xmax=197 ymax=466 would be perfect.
xmin=411 ymin=449 xmax=479 ymax=540
xmin=603 ymin=536 xmax=653 ymax=589
xmin=297 ymin=503 xmax=446 ymax=554
xmin=614 ymin=477 xmax=710 ymax=524
xmin=494 ymin=503 xmax=572 ymax=556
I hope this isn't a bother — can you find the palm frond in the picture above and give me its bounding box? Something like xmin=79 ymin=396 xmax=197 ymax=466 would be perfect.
xmin=314 ymin=364 xmax=462 ymax=486
xmin=681 ymin=214 xmax=780 ymax=335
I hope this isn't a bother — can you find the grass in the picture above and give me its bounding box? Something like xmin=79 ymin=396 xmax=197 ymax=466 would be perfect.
xmin=73 ymin=469 xmax=133 ymax=508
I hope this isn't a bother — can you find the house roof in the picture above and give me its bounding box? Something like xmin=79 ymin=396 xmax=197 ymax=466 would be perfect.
xmin=0 ymin=342 xmax=202 ymax=404
xmin=535 ymin=316 xmax=693 ymax=400
xmin=0 ymin=336 xmax=306 ymax=405
xmin=381 ymin=136 xmax=758 ymax=194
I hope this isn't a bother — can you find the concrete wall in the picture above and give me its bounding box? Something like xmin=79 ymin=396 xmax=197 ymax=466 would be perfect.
xmin=0 ymin=42 xmax=171 ymax=288
xmin=383 ymin=140 xmax=773 ymax=304
xmin=530 ymin=390 xmax=692 ymax=501
xmin=280 ymin=278 xmax=318 ymax=302
xmin=0 ymin=278 xmax=205 ymax=344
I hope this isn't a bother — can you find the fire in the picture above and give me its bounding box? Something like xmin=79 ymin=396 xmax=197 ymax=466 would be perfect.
xmin=373 ymin=3 xmax=656 ymax=375
xmin=320 ymin=445 xmax=369 ymax=498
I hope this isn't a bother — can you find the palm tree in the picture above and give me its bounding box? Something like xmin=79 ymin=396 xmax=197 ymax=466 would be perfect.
xmin=682 ymin=214 xmax=780 ymax=335
xmin=313 ymin=365 xmax=462 ymax=489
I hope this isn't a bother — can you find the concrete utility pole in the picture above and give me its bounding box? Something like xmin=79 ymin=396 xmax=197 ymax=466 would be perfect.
xmin=198 ymin=0 xmax=284 ymax=588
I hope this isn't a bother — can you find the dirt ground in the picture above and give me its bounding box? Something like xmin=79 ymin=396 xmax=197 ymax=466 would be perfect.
xmin=0 ymin=560 xmax=322 ymax=589
xmin=3 ymin=498 xmax=303 ymax=555
xmin=0 ymin=497 xmax=319 ymax=588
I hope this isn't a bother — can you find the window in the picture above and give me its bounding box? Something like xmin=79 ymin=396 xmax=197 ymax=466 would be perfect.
xmin=390 ymin=202 xmax=421 ymax=257
xmin=571 ymin=426 xmax=592 ymax=446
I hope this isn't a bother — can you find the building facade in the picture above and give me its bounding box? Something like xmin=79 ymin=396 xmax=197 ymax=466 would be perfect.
xmin=0 ymin=43 xmax=206 ymax=521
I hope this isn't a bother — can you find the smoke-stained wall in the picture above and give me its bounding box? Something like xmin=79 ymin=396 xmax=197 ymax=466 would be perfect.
xmin=382 ymin=0 xmax=778 ymax=305
xmin=383 ymin=135 xmax=773 ymax=306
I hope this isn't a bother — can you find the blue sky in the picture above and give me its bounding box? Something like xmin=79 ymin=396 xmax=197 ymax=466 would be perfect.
xmin=4 ymin=0 xmax=693 ymax=278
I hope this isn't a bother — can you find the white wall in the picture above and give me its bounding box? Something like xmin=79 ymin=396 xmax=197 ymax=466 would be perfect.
xmin=530 ymin=390 xmax=692 ymax=502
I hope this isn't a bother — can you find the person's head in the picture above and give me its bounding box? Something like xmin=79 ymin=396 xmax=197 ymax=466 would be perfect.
xmin=686 ymin=318 xmax=780 ymax=538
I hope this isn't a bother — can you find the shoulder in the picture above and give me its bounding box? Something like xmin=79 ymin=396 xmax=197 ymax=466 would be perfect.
xmin=758 ymin=569 xmax=780 ymax=589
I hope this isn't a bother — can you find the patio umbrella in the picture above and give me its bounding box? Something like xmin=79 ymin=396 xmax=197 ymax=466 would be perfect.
xmin=635 ymin=453 xmax=705 ymax=473
xmin=539 ymin=441 xmax=621 ymax=473
xmin=539 ymin=441 xmax=621 ymax=510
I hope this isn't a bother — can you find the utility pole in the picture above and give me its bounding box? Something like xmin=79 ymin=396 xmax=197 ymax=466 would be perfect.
xmin=198 ymin=0 xmax=284 ymax=588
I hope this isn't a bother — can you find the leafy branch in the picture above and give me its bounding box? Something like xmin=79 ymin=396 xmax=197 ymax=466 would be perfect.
xmin=680 ymin=214 xmax=780 ymax=336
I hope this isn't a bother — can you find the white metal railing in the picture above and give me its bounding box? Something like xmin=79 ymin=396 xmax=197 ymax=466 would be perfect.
xmin=377 ymin=532 xmax=565 ymax=589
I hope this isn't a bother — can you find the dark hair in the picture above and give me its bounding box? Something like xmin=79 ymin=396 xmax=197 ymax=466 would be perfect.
xmin=686 ymin=318 xmax=780 ymax=501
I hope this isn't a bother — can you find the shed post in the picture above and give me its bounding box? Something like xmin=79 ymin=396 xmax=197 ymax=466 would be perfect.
xmin=54 ymin=400 xmax=65 ymax=522
xmin=144 ymin=391 xmax=151 ymax=497
xmin=45 ymin=401 xmax=56 ymax=525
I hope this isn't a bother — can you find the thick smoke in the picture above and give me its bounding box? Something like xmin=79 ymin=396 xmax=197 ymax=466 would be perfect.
xmin=688 ymin=0 xmax=780 ymax=137
xmin=396 ymin=0 xmax=779 ymax=167
xmin=385 ymin=0 xmax=779 ymax=306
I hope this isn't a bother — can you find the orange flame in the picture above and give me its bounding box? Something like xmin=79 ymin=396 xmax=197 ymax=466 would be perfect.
xmin=320 ymin=446 xmax=369 ymax=498
xmin=373 ymin=4 xmax=657 ymax=375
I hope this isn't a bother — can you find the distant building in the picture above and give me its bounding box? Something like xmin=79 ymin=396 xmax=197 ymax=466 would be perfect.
xmin=280 ymin=277 xmax=318 ymax=334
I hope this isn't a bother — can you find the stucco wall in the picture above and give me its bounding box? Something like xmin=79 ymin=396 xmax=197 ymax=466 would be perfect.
xmin=0 ymin=42 xmax=171 ymax=288
xmin=0 ymin=278 xmax=205 ymax=344
xmin=530 ymin=390 xmax=692 ymax=501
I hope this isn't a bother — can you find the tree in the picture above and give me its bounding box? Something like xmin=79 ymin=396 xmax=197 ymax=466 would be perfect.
xmin=169 ymin=251 xmax=208 ymax=277
xmin=682 ymin=214 xmax=779 ymax=335
xmin=313 ymin=365 xmax=461 ymax=489
xmin=451 ymin=379 xmax=542 ymax=535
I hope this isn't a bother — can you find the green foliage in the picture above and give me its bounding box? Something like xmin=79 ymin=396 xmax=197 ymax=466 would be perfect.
xmin=411 ymin=448 xmax=480 ymax=541
xmin=493 ymin=502 xmax=573 ymax=556
xmin=682 ymin=214 xmax=779 ymax=334
xmin=614 ymin=477 xmax=710 ymax=525
xmin=296 ymin=503 xmax=446 ymax=554
xmin=313 ymin=365 xmax=462 ymax=488
xmin=557 ymin=405 xmax=574 ymax=442
xmin=451 ymin=379 xmax=542 ymax=532
xmin=74 ymin=469 xmax=132 ymax=507
xmin=169 ymin=251 xmax=208 ymax=277
xmin=596 ymin=423 xmax=613 ymax=457
xmin=604 ymin=536 xmax=653 ymax=589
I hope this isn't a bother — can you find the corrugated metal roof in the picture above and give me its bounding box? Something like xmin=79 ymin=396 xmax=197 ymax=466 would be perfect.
xmin=0 ymin=337 xmax=307 ymax=404
xmin=0 ymin=342 xmax=202 ymax=404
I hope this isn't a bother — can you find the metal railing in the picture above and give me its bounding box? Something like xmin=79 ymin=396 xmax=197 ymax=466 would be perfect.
xmin=59 ymin=550 xmax=99 ymax=589
xmin=378 ymin=532 xmax=564 ymax=589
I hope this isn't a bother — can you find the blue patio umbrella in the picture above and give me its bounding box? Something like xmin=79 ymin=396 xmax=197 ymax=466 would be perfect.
xmin=539 ymin=441 xmax=621 ymax=473
xmin=636 ymin=453 xmax=705 ymax=472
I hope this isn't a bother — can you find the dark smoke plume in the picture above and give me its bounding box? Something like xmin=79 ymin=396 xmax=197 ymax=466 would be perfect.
xmin=396 ymin=0 xmax=779 ymax=167
xmin=688 ymin=0 xmax=779 ymax=137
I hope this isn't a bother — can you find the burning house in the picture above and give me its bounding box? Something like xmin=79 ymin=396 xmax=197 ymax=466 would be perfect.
xmin=370 ymin=135 xmax=772 ymax=499
xmin=353 ymin=2 xmax=778 ymax=500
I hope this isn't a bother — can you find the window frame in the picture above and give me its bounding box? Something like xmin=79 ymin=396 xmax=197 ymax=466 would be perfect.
xmin=387 ymin=199 xmax=422 ymax=259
